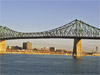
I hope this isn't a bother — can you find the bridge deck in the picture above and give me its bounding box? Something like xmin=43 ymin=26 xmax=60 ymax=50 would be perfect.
xmin=0 ymin=36 xmax=100 ymax=40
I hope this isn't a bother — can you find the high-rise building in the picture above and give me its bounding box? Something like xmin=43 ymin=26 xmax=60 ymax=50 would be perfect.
xmin=23 ymin=41 xmax=32 ymax=50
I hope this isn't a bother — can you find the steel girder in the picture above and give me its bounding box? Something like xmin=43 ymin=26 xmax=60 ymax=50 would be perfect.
xmin=0 ymin=19 xmax=100 ymax=40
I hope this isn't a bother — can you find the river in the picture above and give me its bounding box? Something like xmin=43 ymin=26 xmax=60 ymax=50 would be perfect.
xmin=0 ymin=54 xmax=100 ymax=75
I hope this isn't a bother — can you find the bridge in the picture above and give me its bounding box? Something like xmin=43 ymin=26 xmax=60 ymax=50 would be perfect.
xmin=0 ymin=19 xmax=100 ymax=59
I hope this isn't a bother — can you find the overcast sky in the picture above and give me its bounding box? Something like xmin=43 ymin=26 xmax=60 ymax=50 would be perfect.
xmin=0 ymin=0 xmax=100 ymax=52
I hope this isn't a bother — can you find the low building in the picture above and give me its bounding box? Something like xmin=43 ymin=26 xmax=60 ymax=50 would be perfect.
xmin=41 ymin=47 xmax=49 ymax=51
xmin=7 ymin=46 xmax=12 ymax=50
xmin=7 ymin=46 xmax=22 ymax=50
xmin=11 ymin=46 xmax=22 ymax=50
xmin=92 ymin=52 xmax=100 ymax=56
xmin=49 ymin=47 xmax=56 ymax=52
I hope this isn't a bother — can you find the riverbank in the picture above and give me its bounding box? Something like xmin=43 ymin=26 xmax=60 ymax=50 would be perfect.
xmin=0 ymin=51 xmax=100 ymax=56
xmin=0 ymin=51 xmax=71 ymax=55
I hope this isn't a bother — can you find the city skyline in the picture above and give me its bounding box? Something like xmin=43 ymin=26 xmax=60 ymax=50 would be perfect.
xmin=0 ymin=0 xmax=100 ymax=52
xmin=6 ymin=39 xmax=100 ymax=52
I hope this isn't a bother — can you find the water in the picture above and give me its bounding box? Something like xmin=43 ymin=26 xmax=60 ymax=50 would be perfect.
xmin=0 ymin=54 xmax=100 ymax=75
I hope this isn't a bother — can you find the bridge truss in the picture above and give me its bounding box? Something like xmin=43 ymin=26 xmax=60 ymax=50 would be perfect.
xmin=0 ymin=19 xmax=100 ymax=40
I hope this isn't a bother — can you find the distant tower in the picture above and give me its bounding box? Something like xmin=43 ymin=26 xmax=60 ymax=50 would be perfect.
xmin=23 ymin=41 xmax=32 ymax=50
xmin=96 ymin=47 xmax=98 ymax=52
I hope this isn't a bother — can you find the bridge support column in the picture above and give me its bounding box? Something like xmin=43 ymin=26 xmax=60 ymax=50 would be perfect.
xmin=0 ymin=40 xmax=6 ymax=52
xmin=73 ymin=38 xmax=82 ymax=59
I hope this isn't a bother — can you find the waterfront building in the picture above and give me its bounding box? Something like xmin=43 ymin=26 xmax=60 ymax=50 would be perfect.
xmin=49 ymin=47 xmax=56 ymax=52
xmin=7 ymin=46 xmax=11 ymax=50
xmin=7 ymin=46 xmax=22 ymax=50
xmin=92 ymin=52 xmax=100 ymax=56
xmin=23 ymin=41 xmax=32 ymax=50
xmin=11 ymin=46 xmax=22 ymax=50
xmin=41 ymin=47 xmax=49 ymax=51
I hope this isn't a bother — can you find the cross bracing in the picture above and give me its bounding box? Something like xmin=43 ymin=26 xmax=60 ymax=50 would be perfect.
xmin=0 ymin=19 xmax=100 ymax=40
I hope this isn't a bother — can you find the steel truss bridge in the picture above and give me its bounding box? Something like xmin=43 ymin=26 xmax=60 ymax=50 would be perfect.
xmin=0 ymin=19 xmax=100 ymax=59
xmin=0 ymin=19 xmax=100 ymax=40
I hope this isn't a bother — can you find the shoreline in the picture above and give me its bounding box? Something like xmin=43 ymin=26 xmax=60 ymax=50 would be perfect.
xmin=0 ymin=51 xmax=100 ymax=56
xmin=0 ymin=51 xmax=71 ymax=55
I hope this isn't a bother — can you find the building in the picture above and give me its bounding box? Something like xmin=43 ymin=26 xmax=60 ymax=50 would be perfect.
xmin=11 ymin=46 xmax=22 ymax=50
xmin=23 ymin=41 xmax=32 ymax=50
xmin=7 ymin=46 xmax=22 ymax=50
xmin=7 ymin=46 xmax=12 ymax=50
xmin=49 ymin=47 xmax=56 ymax=52
xmin=41 ymin=47 xmax=49 ymax=51
xmin=92 ymin=52 xmax=100 ymax=56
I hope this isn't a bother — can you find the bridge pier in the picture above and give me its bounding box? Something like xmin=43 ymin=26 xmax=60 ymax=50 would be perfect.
xmin=73 ymin=38 xmax=82 ymax=59
xmin=0 ymin=40 xmax=6 ymax=52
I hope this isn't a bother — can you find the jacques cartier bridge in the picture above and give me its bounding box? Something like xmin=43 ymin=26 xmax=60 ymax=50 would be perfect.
xmin=0 ymin=19 xmax=100 ymax=59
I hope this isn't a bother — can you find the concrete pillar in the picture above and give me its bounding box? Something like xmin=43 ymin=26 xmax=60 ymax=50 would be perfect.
xmin=73 ymin=38 xmax=82 ymax=59
xmin=0 ymin=40 xmax=6 ymax=52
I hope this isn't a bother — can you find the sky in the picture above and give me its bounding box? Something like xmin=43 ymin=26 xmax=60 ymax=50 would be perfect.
xmin=0 ymin=0 xmax=100 ymax=52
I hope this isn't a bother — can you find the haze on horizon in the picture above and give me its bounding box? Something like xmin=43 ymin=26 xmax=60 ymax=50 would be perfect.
xmin=0 ymin=0 xmax=100 ymax=52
